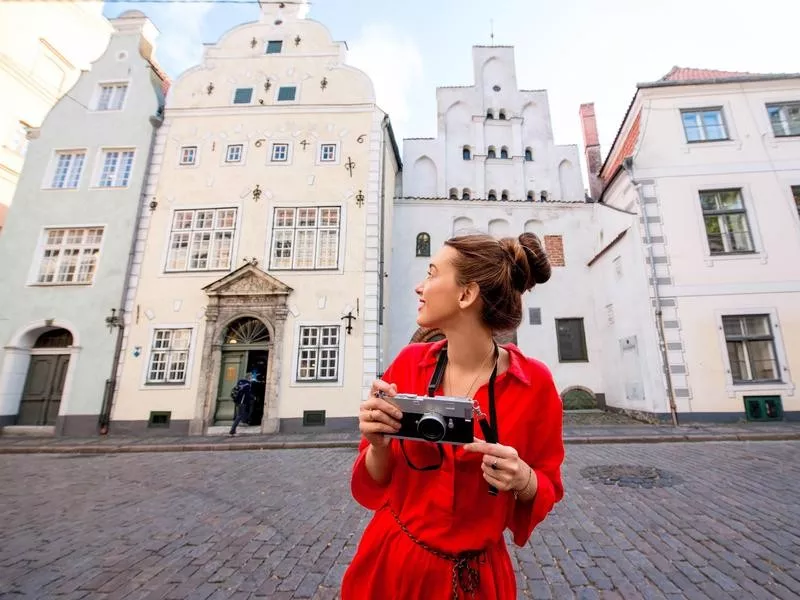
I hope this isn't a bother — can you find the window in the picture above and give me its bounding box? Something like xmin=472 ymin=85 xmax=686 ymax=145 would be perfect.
xmin=486 ymin=110 xmax=494 ymax=120
xmin=744 ymin=396 xmax=783 ymax=421
xmin=500 ymin=147 xmax=509 ymax=159
xmin=501 ymin=190 xmax=509 ymax=201
xmin=526 ymin=191 xmax=534 ymax=202
xmin=147 ymin=328 xmax=191 ymax=384
xmin=463 ymin=146 xmax=471 ymax=160
xmin=767 ymin=102 xmax=800 ymax=137
xmin=524 ymin=147 xmax=533 ymax=161
xmin=277 ymin=86 xmax=297 ymax=102
xmin=320 ymin=143 xmax=337 ymax=162
xmin=416 ymin=232 xmax=431 ymax=257
xmin=97 ymin=149 xmax=135 ymax=188
xmin=487 ymin=146 xmax=496 ymax=159
xmin=449 ymin=188 xmax=458 ymax=200
xmin=499 ymin=111 xmax=507 ymax=120
xmin=271 ymin=143 xmax=289 ymax=162
xmin=233 ymin=87 xmax=253 ymax=104
xmin=556 ymin=318 xmax=588 ymax=362
xmin=49 ymin=151 xmax=85 ymax=189
xmin=166 ymin=208 xmax=237 ymax=272
xmin=540 ymin=191 xmax=548 ymax=202
xmin=462 ymin=189 xmax=471 ymax=200
xmin=297 ymin=326 xmax=340 ymax=381
xmin=681 ymin=108 xmax=728 ymax=142
xmin=723 ymin=315 xmax=780 ymax=383
xmin=529 ymin=308 xmax=542 ymax=325
xmin=699 ymin=189 xmax=754 ymax=254
xmin=35 ymin=227 xmax=103 ymax=285
xmin=270 ymin=207 xmax=341 ymax=270
xmin=793 ymin=186 xmax=800 ymax=218
xmin=225 ymin=144 xmax=243 ymax=163
xmin=180 ymin=146 xmax=197 ymax=165
xmin=488 ymin=190 xmax=497 ymax=201
xmin=95 ymin=83 xmax=128 ymax=111
xmin=266 ymin=40 xmax=283 ymax=54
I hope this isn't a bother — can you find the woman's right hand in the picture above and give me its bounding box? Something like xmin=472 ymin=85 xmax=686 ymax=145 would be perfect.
xmin=359 ymin=380 xmax=403 ymax=448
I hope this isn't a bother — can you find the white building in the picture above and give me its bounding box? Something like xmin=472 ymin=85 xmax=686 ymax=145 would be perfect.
xmin=588 ymin=67 xmax=800 ymax=422
xmin=0 ymin=1 xmax=111 ymax=230
xmin=388 ymin=46 xmax=604 ymax=405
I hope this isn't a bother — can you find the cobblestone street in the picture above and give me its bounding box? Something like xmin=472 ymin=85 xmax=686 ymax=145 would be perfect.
xmin=0 ymin=441 xmax=798 ymax=599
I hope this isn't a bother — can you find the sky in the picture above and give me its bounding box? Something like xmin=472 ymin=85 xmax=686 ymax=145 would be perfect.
xmin=103 ymin=0 xmax=800 ymax=176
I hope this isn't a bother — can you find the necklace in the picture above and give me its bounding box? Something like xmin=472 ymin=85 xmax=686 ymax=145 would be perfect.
xmin=446 ymin=343 xmax=496 ymax=399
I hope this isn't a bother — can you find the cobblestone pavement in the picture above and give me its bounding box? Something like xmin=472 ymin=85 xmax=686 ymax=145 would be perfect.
xmin=0 ymin=441 xmax=798 ymax=599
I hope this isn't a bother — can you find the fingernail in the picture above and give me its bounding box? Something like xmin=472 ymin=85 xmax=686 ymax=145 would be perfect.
xmin=394 ymin=411 xmax=402 ymax=419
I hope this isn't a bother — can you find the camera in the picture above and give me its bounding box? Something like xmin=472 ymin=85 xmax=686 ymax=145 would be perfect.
xmin=386 ymin=393 xmax=474 ymax=445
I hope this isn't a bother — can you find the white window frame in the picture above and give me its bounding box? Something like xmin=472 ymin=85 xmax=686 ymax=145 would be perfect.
xmin=766 ymin=102 xmax=800 ymax=138
xmin=270 ymin=142 xmax=292 ymax=164
xmin=290 ymin=322 xmax=345 ymax=387
xmin=714 ymin=308 xmax=794 ymax=397
xmin=29 ymin=226 xmax=105 ymax=286
xmin=224 ymin=143 xmax=245 ymax=164
xmin=317 ymin=142 xmax=339 ymax=165
xmin=232 ymin=87 xmax=254 ymax=105
xmin=276 ymin=84 xmax=298 ymax=103
xmin=681 ymin=107 xmax=729 ymax=142
xmin=164 ymin=207 xmax=239 ymax=273
xmin=92 ymin=81 xmax=129 ymax=112
xmin=93 ymin=147 xmax=136 ymax=188
xmin=268 ymin=206 xmax=342 ymax=271
xmin=179 ymin=145 xmax=198 ymax=166
xmin=43 ymin=149 xmax=87 ymax=190
xmin=142 ymin=325 xmax=197 ymax=388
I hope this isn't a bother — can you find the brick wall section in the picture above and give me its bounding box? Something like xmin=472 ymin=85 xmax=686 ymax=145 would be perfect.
xmin=544 ymin=234 xmax=565 ymax=266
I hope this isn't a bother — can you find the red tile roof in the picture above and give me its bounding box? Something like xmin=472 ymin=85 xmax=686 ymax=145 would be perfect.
xmin=659 ymin=66 xmax=756 ymax=82
xmin=602 ymin=110 xmax=640 ymax=183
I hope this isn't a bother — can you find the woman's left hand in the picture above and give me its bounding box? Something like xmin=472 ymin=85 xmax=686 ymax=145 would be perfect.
xmin=464 ymin=438 xmax=536 ymax=495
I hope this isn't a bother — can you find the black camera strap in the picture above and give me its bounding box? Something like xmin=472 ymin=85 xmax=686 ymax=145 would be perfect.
xmin=400 ymin=342 xmax=500 ymax=490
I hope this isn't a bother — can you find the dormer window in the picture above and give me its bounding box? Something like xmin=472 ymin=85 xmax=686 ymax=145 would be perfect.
xmin=541 ymin=191 xmax=548 ymax=202
xmin=463 ymin=146 xmax=471 ymax=160
xmin=524 ymin=147 xmax=533 ymax=161
xmin=486 ymin=110 xmax=494 ymax=120
xmin=500 ymin=147 xmax=509 ymax=159
xmin=501 ymin=190 xmax=509 ymax=201
xmin=527 ymin=191 xmax=534 ymax=202
xmin=488 ymin=190 xmax=497 ymax=201
xmin=462 ymin=189 xmax=471 ymax=200
xmin=449 ymin=188 xmax=458 ymax=200
xmin=487 ymin=146 xmax=496 ymax=159
xmin=499 ymin=110 xmax=507 ymax=120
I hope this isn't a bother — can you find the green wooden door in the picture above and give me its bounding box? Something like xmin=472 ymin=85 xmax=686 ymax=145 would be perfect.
xmin=214 ymin=351 xmax=246 ymax=423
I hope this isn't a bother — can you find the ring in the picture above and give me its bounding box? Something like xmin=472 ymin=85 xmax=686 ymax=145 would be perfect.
xmin=491 ymin=459 xmax=498 ymax=470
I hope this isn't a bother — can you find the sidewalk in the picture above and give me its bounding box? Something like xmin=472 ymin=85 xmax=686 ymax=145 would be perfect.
xmin=0 ymin=418 xmax=798 ymax=454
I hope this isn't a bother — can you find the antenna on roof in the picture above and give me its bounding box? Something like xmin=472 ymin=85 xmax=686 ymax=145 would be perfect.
xmin=490 ymin=19 xmax=495 ymax=46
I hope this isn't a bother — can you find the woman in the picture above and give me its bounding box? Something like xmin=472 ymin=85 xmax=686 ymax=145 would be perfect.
xmin=342 ymin=233 xmax=565 ymax=599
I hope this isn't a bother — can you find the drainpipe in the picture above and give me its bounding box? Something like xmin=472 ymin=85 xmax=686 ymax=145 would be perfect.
xmin=623 ymin=158 xmax=679 ymax=427
xmin=98 ymin=108 xmax=164 ymax=434
xmin=376 ymin=114 xmax=389 ymax=373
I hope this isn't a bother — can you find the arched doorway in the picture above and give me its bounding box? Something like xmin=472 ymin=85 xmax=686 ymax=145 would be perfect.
xmin=17 ymin=329 xmax=73 ymax=426
xmin=213 ymin=317 xmax=271 ymax=427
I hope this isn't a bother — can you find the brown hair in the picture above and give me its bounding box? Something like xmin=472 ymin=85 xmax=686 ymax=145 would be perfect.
xmin=445 ymin=232 xmax=551 ymax=331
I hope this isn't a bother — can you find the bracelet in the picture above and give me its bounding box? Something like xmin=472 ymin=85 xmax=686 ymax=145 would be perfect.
xmin=513 ymin=465 xmax=533 ymax=500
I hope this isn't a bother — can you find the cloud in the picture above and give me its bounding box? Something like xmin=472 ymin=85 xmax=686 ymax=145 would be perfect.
xmin=346 ymin=23 xmax=424 ymax=133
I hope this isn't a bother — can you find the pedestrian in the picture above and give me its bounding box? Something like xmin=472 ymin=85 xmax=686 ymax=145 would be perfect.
xmin=342 ymin=233 xmax=565 ymax=599
xmin=229 ymin=375 xmax=255 ymax=436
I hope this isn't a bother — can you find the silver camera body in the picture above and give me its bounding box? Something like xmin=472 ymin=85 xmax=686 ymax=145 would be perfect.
xmin=386 ymin=393 xmax=475 ymax=445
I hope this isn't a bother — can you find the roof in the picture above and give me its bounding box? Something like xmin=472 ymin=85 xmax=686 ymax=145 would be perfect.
xmin=659 ymin=66 xmax=754 ymax=82
xmin=602 ymin=110 xmax=640 ymax=183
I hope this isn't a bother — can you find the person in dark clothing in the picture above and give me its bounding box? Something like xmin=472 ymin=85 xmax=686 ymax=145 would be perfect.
xmin=229 ymin=376 xmax=255 ymax=436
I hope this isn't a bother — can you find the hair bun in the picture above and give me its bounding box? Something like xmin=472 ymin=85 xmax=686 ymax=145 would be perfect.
xmin=500 ymin=233 xmax=551 ymax=293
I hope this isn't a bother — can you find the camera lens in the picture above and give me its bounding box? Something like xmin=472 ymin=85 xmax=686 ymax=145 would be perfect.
xmin=417 ymin=413 xmax=446 ymax=442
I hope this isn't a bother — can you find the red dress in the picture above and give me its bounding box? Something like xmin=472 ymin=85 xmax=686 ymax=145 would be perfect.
xmin=341 ymin=341 xmax=565 ymax=599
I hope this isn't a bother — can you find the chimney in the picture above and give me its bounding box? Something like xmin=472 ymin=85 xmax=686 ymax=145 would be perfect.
xmin=579 ymin=103 xmax=603 ymax=200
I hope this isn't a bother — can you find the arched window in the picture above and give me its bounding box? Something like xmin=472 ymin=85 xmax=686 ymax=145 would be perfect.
xmin=449 ymin=187 xmax=458 ymax=200
xmin=500 ymin=146 xmax=509 ymax=159
xmin=416 ymin=232 xmax=431 ymax=257
xmin=527 ymin=190 xmax=534 ymax=202
xmin=524 ymin=147 xmax=533 ymax=161
xmin=501 ymin=190 xmax=509 ymax=201
xmin=488 ymin=190 xmax=497 ymax=201
xmin=499 ymin=110 xmax=507 ymax=120
xmin=486 ymin=109 xmax=494 ymax=120
xmin=34 ymin=329 xmax=73 ymax=348
xmin=462 ymin=189 xmax=471 ymax=200
xmin=224 ymin=317 xmax=270 ymax=345
xmin=487 ymin=146 xmax=496 ymax=159
xmin=462 ymin=146 xmax=471 ymax=160
xmin=540 ymin=190 xmax=549 ymax=202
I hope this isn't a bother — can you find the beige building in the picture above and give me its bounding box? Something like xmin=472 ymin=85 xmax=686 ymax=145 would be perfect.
xmin=0 ymin=1 xmax=111 ymax=230
xmin=111 ymin=0 xmax=400 ymax=435
xmin=586 ymin=67 xmax=800 ymax=422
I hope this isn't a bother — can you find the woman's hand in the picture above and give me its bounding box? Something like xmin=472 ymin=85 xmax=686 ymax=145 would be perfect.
xmin=464 ymin=438 xmax=537 ymax=498
xmin=359 ymin=381 xmax=402 ymax=449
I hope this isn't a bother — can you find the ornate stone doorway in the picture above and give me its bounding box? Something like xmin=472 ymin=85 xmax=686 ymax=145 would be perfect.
xmin=194 ymin=264 xmax=292 ymax=435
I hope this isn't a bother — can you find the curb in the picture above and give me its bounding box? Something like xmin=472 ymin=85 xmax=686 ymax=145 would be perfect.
xmin=0 ymin=433 xmax=798 ymax=455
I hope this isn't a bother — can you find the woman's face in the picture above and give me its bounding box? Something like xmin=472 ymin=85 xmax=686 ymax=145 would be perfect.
xmin=415 ymin=245 xmax=465 ymax=329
